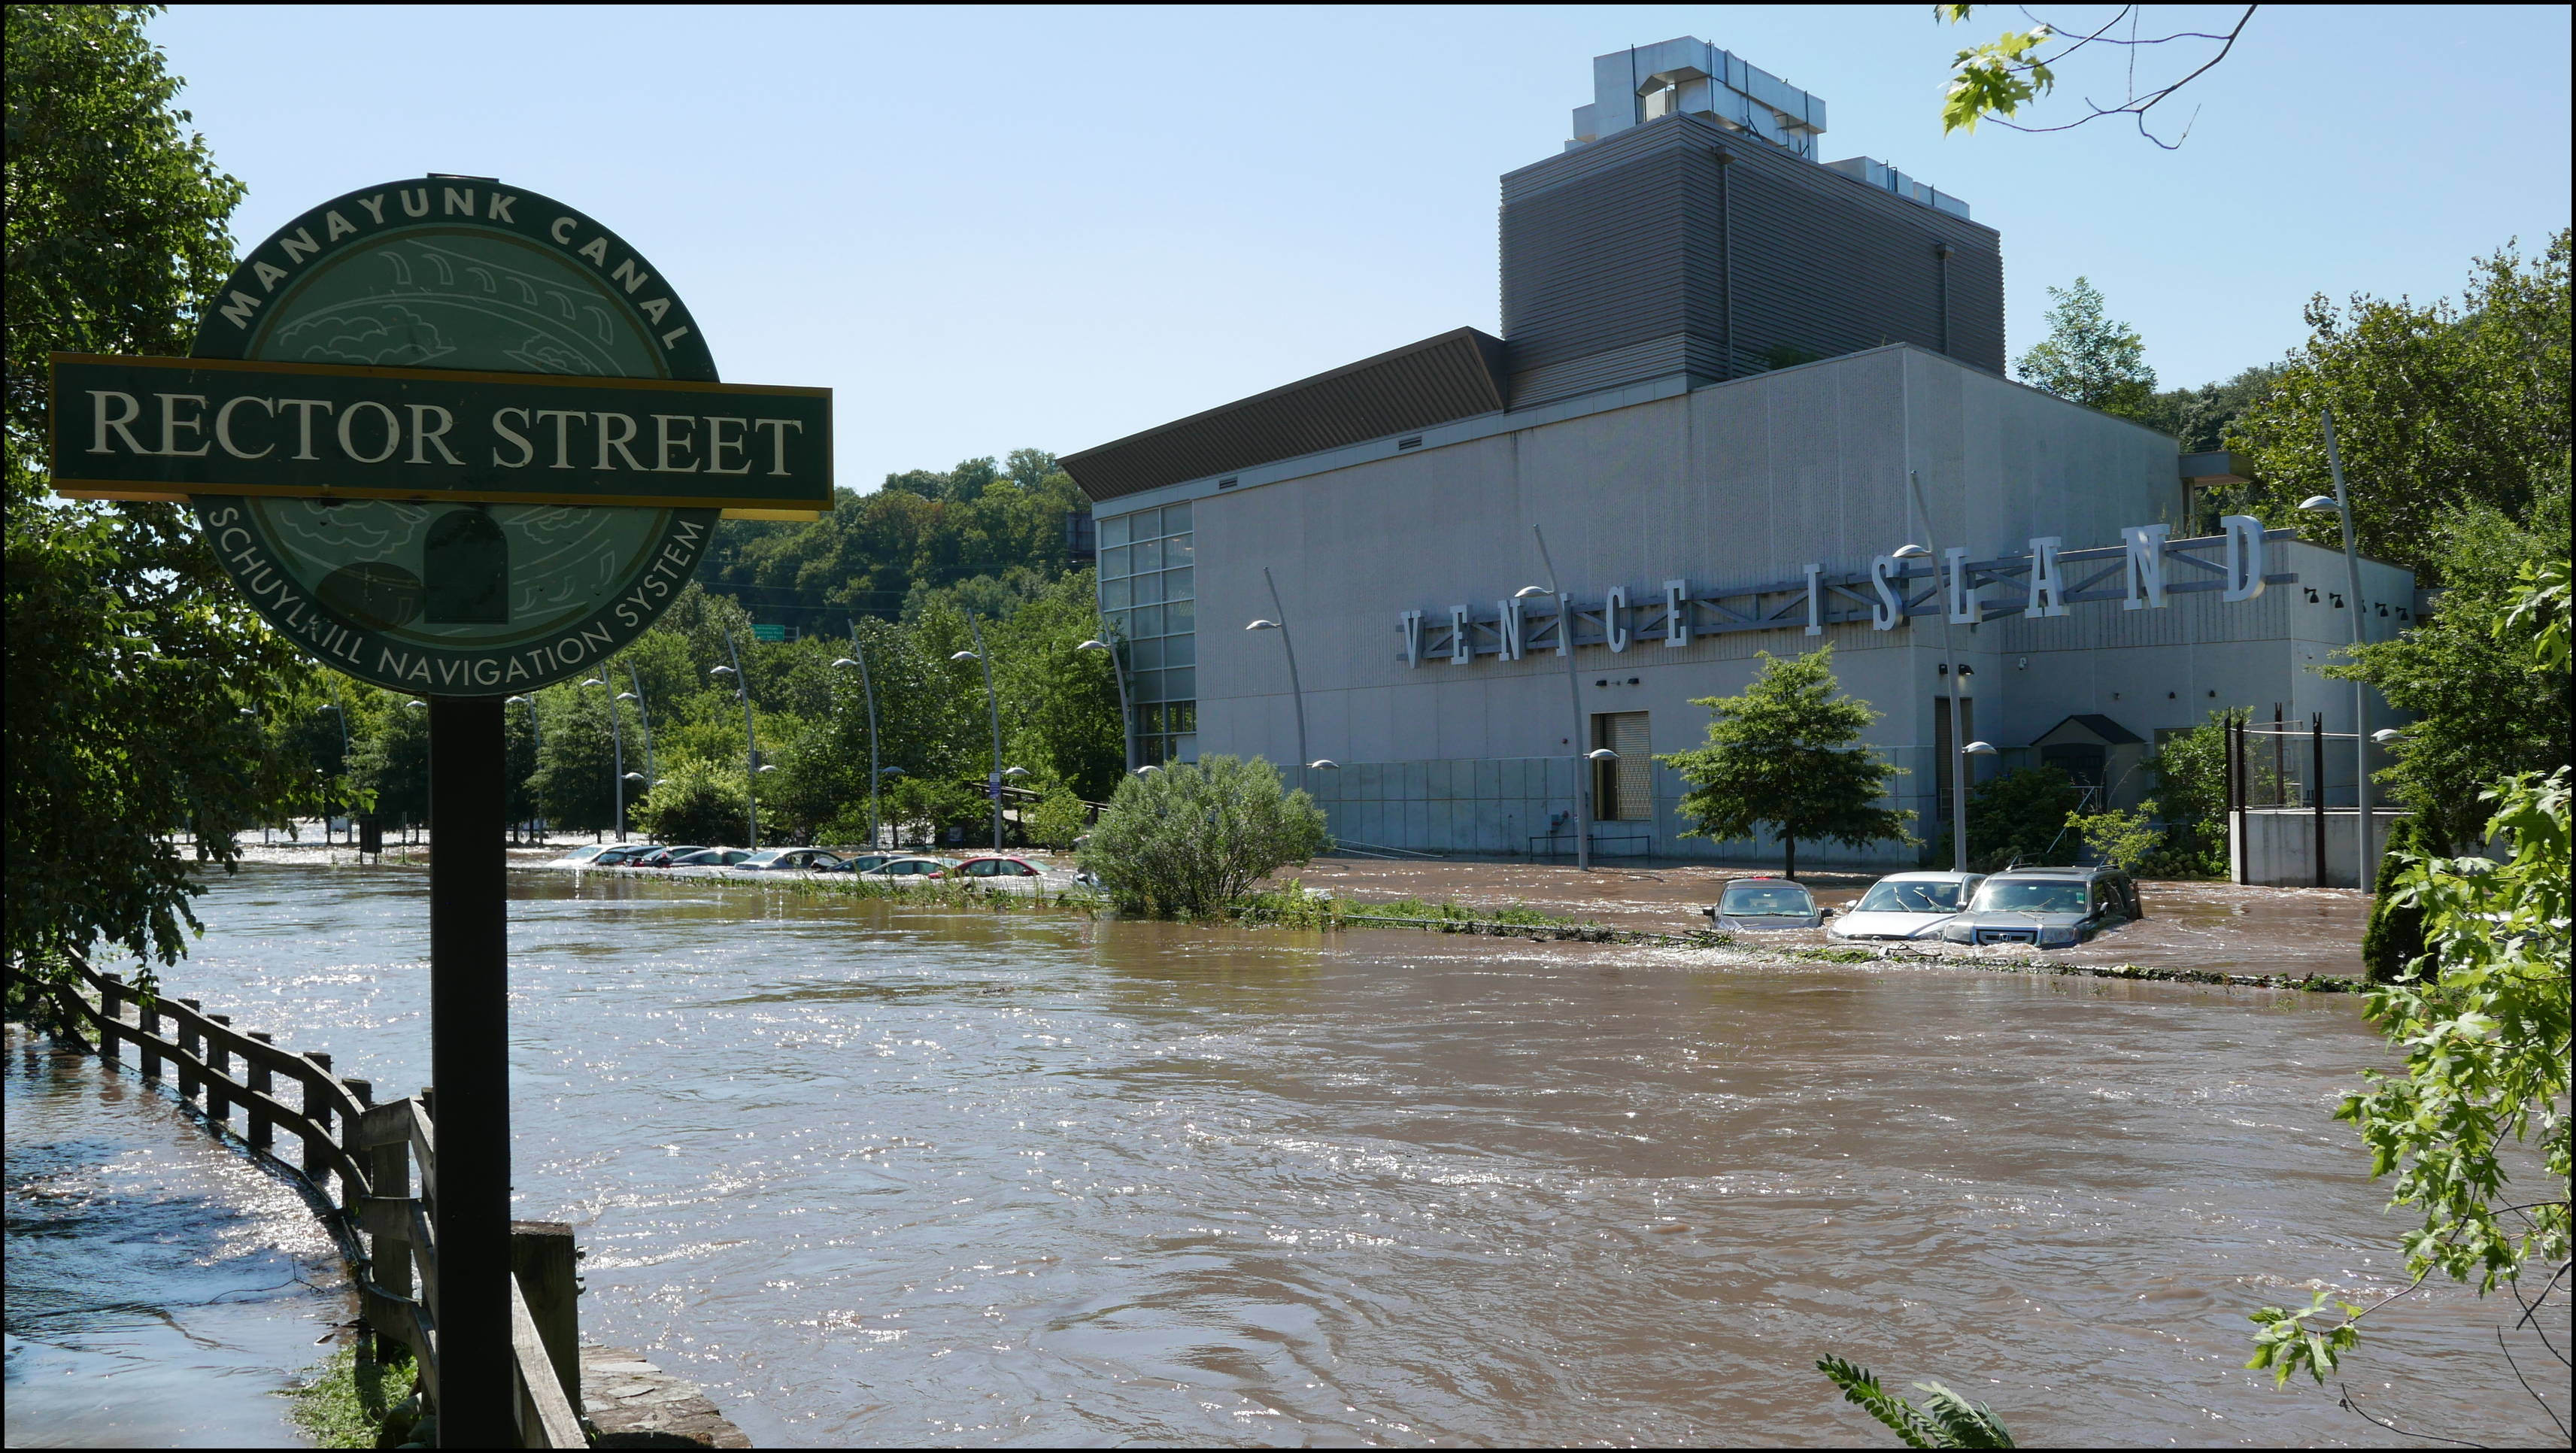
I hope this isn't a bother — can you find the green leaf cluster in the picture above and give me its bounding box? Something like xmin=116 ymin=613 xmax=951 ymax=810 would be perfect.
xmin=1816 ymin=1355 xmax=2015 ymax=1448
xmin=2013 ymin=276 xmax=2155 ymax=419
xmin=2219 ymin=232 xmax=2570 ymax=584
xmin=1928 ymin=766 xmax=2081 ymax=873
xmin=2065 ymin=799 xmax=2164 ymax=872
xmin=1076 ymin=754 xmax=1329 ymax=918
xmin=2248 ymin=561 xmax=2571 ymax=1386
xmin=5 ymin=4 xmax=335 ymax=973
xmin=1938 ymin=8 xmax=2056 ymax=136
xmin=1658 ymin=645 xmax=1913 ymax=878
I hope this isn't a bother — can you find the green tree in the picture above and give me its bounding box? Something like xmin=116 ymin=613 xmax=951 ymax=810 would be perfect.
xmin=1027 ymin=784 xmax=1090 ymax=851
xmin=1932 ymin=766 xmax=2086 ymax=872
xmin=2066 ymin=799 xmax=2163 ymax=872
xmin=2014 ymin=276 xmax=2156 ymax=419
xmin=1658 ymin=646 xmax=1911 ymax=878
xmin=988 ymin=568 xmax=1124 ymax=801
xmin=1077 ymin=755 xmax=1328 ymax=918
xmin=2321 ymin=481 xmax=2571 ymax=848
xmin=4 ymin=4 xmax=329 ymax=972
xmin=2250 ymin=560 xmax=2569 ymax=1392
xmin=527 ymin=687 xmax=624 ymax=836
xmin=348 ymin=696 xmax=429 ymax=831
xmin=630 ymin=754 xmax=751 ymax=848
xmin=2221 ymin=233 xmax=2569 ymax=582
xmin=2359 ymin=814 xmax=2430 ymax=984
xmin=2140 ymin=711 xmax=2235 ymax=878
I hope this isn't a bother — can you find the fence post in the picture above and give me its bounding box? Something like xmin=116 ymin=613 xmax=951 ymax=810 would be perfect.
xmin=245 ymin=1032 xmax=276 ymax=1152
xmin=138 ymin=989 xmax=163 ymax=1081
xmin=511 ymin=1221 xmax=583 ymax=1415
xmin=205 ymin=1013 xmax=233 ymax=1127
xmin=99 ymin=974 xmax=125 ymax=1064
xmin=2311 ymin=712 xmax=2328 ymax=890
xmin=304 ymin=1051 xmax=335 ymax=1194
xmin=177 ymin=999 xmax=203 ymax=1103
xmin=342 ymin=1078 xmax=373 ymax=1212
xmin=366 ymin=1101 xmax=416 ymax=1344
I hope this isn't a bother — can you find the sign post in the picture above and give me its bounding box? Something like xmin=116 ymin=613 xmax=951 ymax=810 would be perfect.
xmin=51 ymin=176 xmax=830 ymax=1442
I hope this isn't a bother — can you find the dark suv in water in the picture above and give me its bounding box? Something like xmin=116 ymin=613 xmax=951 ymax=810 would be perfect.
xmin=1937 ymin=865 xmax=2142 ymax=949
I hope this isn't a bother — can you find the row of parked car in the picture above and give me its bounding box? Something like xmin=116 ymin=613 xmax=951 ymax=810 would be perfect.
xmin=547 ymin=842 xmax=1053 ymax=881
xmin=1701 ymin=863 xmax=2144 ymax=951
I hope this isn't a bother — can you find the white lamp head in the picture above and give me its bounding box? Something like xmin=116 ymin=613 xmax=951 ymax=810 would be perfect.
xmin=878 ymin=766 xmax=906 ymax=777
xmin=757 ymin=763 xmax=778 ymax=774
xmin=1077 ymin=639 xmax=1110 ymax=652
xmin=1892 ymin=543 xmax=1933 ymax=560
xmin=505 ymin=694 xmax=529 ymax=704
xmin=1245 ymin=619 xmax=1279 ymax=632
xmin=1136 ymin=765 xmax=1161 ymax=775
xmin=1513 ymin=585 xmax=1550 ymax=599
xmin=2298 ymin=494 xmax=2340 ymax=513
xmin=1003 ymin=766 xmax=1030 ymax=778
xmin=950 ymin=650 xmax=979 ymax=663
xmin=708 ymin=664 xmax=736 ymax=678
xmin=1962 ymin=740 xmax=1999 ymax=756
xmin=622 ymin=771 xmax=647 ymax=781
xmin=1307 ymin=759 xmax=1340 ymax=769
xmin=831 ymin=657 xmax=857 ymax=669
xmin=2371 ymin=728 xmax=2405 ymax=745
xmin=1585 ymin=748 xmax=1619 ymax=761
xmin=581 ymin=678 xmax=605 ymax=688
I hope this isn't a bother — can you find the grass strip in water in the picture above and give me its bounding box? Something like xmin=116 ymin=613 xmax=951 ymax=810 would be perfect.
xmin=786 ymin=872 xmax=1106 ymax=915
xmin=285 ymin=1341 xmax=411 ymax=1449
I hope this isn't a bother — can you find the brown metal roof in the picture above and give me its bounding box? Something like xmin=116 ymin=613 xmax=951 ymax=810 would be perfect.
xmin=1060 ymin=327 xmax=1508 ymax=504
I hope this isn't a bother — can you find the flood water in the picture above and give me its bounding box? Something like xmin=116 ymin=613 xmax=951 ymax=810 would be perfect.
xmin=5 ymin=1024 xmax=349 ymax=1448
xmin=62 ymin=861 xmax=2566 ymax=1446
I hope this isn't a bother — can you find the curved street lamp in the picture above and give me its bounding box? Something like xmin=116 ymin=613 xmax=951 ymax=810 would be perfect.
xmin=712 ymin=625 xmax=760 ymax=848
xmin=580 ymin=677 xmax=630 ymax=842
xmin=833 ymin=626 xmax=887 ymax=850
xmin=1246 ymin=566 xmax=1310 ymax=784
xmin=1528 ymin=527 xmax=1603 ymax=869
xmin=951 ymin=611 xmax=1006 ymax=851
xmin=2302 ymin=405 xmax=2378 ymax=886
xmin=1078 ymin=638 xmax=1136 ymax=773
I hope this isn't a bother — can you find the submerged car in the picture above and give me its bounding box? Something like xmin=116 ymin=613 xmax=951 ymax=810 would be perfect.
xmin=670 ymin=848 xmax=757 ymax=868
xmin=1938 ymin=866 xmax=2142 ymax=948
xmin=633 ymin=845 xmax=708 ymax=869
xmin=736 ymin=848 xmax=845 ymax=872
xmin=1829 ymin=871 xmax=1986 ymax=942
xmin=549 ymin=844 xmax=614 ymax=866
xmin=863 ymin=856 xmax=954 ymax=878
xmin=1701 ymin=876 xmax=1826 ymax=931
xmin=824 ymin=854 xmax=897 ymax=874
xmin=590 ymin=844 xmax=657 ymax=866
xmin=953 ymin=855 xmax=1045 ymax=878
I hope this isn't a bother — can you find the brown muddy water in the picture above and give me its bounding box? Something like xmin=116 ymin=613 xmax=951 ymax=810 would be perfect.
xmin=35 ymin=860 xmax=2565 ymax=1447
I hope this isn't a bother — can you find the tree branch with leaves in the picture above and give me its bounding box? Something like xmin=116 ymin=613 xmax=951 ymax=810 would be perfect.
xmin=1939 ymin=4 xmax=2257 ymax=147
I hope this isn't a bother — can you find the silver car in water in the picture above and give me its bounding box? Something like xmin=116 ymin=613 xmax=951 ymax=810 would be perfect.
xmin=1828 ymin=871 xmax=1985 ymax=942
xmin=1701 ymin=876 xmax=1825 ymax=931
xmin=1938 ymin=866 xmax=2142 ymax=949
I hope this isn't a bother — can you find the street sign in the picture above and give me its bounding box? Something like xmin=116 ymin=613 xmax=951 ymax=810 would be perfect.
xmin=46 ymin=175 xmax=832 ymax=698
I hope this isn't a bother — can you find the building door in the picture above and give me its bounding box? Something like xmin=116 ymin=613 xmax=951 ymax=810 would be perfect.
xmin=1932 ymin=696 xmax=1977 ymax=819
xmin=1592 ymin=712 xmax=1652 ymax=822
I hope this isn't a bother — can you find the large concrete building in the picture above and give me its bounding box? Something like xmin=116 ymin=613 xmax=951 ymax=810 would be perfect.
xmin=1062 ymin=39 xmax=2412 ymax=867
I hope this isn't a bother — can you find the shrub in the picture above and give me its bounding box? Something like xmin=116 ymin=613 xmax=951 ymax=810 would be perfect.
xmin=630 ymin=754 xmax=751 ymax=846
xmin=2068 ymin=799 xmax=2165 ymax=872
xmin=1076 ymin=755 xmax=1329 ymax=918
xmin=2360 ymin=814 xmax=2431 ymax=983
xmin=1930 ymin=766 xmax=2084 ymax=871
xmin=1026 ymin=784 xmax=1089 ymax=851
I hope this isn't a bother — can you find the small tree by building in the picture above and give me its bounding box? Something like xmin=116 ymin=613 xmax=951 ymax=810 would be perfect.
xmin=630 ymin=754 xmax=751 ymax=847
xmin=1076 ymin=756 xmax=1329 ymax=918
xmin=1657 ymin=646 xmax=1912 ymax=878
xmin=1027 ymin=784 xmax=1089 ymax=851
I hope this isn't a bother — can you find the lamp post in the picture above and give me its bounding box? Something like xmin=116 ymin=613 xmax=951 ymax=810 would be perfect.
xmin=1078 ymin=638 xmax=1136 ymax=774
xmin=504 ymin=693 xmax=542 ymax=844
xmin=624 ymin=664 xmax=657 ymax=790
xmin=2301 ymin=405 xmax=2377 ymax=890
xmin=1525 ymin=526 xmax=1602 ymax=871
xmin=1245 ymin=566 xmax=1319 ymax=784
xmin=318 ymin=698 xmax=349 ymax=844
xmin=832 ymin=625 xmax=886 ymax=850
xmin=579 ymin=678 xmax=630 ymax=842
xmin=1895 ymin=472 xmax=1981 ymax=875
xmin=712 ymin=623 xmax=760 ymax=849
xmin=951 ymin=612 xmax=1006 ymax=852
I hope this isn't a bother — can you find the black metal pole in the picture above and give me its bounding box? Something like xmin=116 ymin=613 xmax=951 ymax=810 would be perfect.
xmin=2311 ymin=712 xmax=2328 ymax=890
xmin=428 ymin=696 xmax=512 ymax=1445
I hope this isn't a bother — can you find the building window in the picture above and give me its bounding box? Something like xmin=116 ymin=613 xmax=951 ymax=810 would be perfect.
xmin=1097 ymin=502 xmax=1195 ymax=764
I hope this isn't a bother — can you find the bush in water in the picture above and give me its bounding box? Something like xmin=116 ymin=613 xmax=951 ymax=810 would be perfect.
xmin=1077 ymin=755 xmax=1328 ymax=918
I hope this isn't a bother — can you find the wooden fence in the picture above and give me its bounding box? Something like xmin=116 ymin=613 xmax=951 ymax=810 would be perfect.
xmin=17 ymin=954 xmax=587 ymax=1448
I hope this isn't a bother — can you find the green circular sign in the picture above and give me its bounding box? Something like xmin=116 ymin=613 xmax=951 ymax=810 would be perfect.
xmin=190 ymin=177 xmax=721 ymax=696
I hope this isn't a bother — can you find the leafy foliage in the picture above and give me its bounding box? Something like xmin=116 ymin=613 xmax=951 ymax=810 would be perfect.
xmin=1026 ymin=784 xmax=1089 ymax=851
xmin=1930 ymin=766 xmax=2083 ymax=873
xmin=2013 ymin=276 xmax=2155 ymax=418
xmin=2139 ymin=711 xmax=2235 ymax=877
xmin=2247 ymin=561 xmax=2571 ymax=1386
xmin=5 ymin=4 xmax=328 ymax=973
xmin=2220 ymin=232 xmax=2570 ymax=583
xmin=2360 ymin=814 xmax=2430 ymax=984
xmin=1937 ymin=5 xmax=2255 ymax=147
xmin=2066 ymin=799 xmax=2163 ymax=872
xmin=2320 ymin=480 xmax=2571 ymax=848
xmin=1077 ymin=755 xmax=1328 ymax=918
xmin=1658 ymin=646 xmax=1913 ymax=878
xmin=630 ymin=754 xmax=751 ymax=848
xmin=1816 ymin=1355 xmax=2015 ymax=1448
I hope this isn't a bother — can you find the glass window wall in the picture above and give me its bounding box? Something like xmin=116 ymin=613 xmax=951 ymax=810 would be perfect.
xmin=1095 ymin=504 xmax=1197 ymax=765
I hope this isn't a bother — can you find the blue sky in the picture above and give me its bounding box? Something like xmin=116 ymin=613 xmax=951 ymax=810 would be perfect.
xmin=151 ymin=5 xmax=2570 ymax=491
